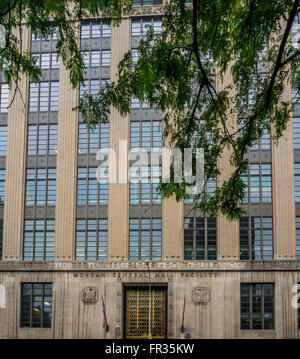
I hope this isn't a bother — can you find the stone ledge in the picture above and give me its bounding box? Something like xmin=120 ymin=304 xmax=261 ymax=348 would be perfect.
xmin=0 ymin=260 xmax=300 ymax=272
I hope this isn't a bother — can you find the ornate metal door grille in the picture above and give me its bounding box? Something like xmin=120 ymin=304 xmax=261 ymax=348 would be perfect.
xmin=125 ymin=287 xmax=167 ymax=339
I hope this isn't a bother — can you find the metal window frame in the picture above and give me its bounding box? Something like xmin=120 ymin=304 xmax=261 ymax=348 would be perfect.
xmin=80 ymin=20 xmax=111 ymax=40
xmin=184 ymin=217 xmax=217 ymax=260
xmin=239 ymin=216 xmax=273 ymax=261
xmin=23 ymin=219 xmax=55 ymax=261
xmin=20 ymin=282 xmax=53 ymax=328
xmin=129 ymin=165 xmax=162 ymax=205
xmin=29 ymin=81 xmax=59 ymax=113
xmin=129 ymin=217 xmax=162 ymax=260
xmin=25 ymin=168 xmax=56 ymax=207
xmin=75 ymin=218 xmax=108 ymax=261
xmin=27 ymin=123 xmax=58 ymax=156
xmin=240 ymin=283 xmax=275 ymax=330
xmin=76 ymin=166 xmax=108 ymax=206
xmin=242 ymin=163 xmax=272 ymax=204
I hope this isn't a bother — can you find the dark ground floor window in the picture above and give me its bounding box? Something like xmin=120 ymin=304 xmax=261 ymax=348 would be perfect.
xmin=21 ymin=283 xmax=53 ymax=328
xmin=240 ymin=283 xmax=274 ymax=330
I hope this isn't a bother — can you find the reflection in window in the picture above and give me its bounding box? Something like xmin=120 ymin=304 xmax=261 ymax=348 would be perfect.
xmin=295 ymin=163 xmax=300 ymax=202
xmin=130 ymin=120 xmax=161 ymax=151
xmin=240 ymin=283 xmax=274 ymax=330
xmin=21 ymin=283 xmax=53 ymax=328
xmin=77 ymin=167 xmax=108 ymax=205
xmin=81 ymin=20 xmax=111 ymax=39
xmin=75 ymin=219 xmax=108 ymax=261
xmin=184 ymin=217 xmax=217 ymax=260
xmin=241 ymin=163 xmax=272 ymax=203
xmin=240 ymin=217 xmax=273 ymax=260
xmin=23 ymin=220 xmax=55 ymax=261
xmin=296 ymin=217 xmax=300 ymax=260
xmin=78 ymin=123 xmax=109 ymax=154
xmin=25 ymin=168 xmax=56 ymax=206
xmin=131 ymin=17 xmax=162 ymax=36
xmin=0 ymin=84 xmax=9 ymax=113
xmin=0 ymin=169 xmax=5 ymax=206
xmin=27 ymin=124 xmax=58 ymax=156
xmin=132 ymin=0 xmax=162 ymax=7
xmin=0 ymin=126 xmax=7 ymax=156
xmin=29 ymin=82 xmax=59 ymax=112
xmin=0 ymin=220 xmax=3 ymax=260
xmin=184 ymin=178 xmax=216 ymax=204
xmin=129 ymin=218 xmax=162 ymax=260
xmin=130 ymin=165 xmax=161 ymax=204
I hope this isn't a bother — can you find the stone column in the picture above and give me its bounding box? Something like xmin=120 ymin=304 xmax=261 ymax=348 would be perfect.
xmin=270 ymin=20 xmax=296 ymax=260
xmin=54 ymin=36 xmax=79 ymax=261
xmin=216 ymin=65 xmax=239 ymax=260
xmin=107 ymin=19 xmax=131 ymax=260
xmin=162 ymin=142 xmax=184 ymax=261
xmin=2 ymin=27 xmax=31 ymax=260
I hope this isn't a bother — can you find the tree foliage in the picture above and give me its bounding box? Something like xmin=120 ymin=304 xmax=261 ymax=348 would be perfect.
xmin=0 ymin=0 xmax=131 ymax=103
xmin=1 ymin=0 xmax=300 ymax=220
xmin=79 ymin=0 xmax=300 ymax=220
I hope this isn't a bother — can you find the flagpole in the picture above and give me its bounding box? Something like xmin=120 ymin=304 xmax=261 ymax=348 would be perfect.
xmin=146 ymin=260 xmax=152 ymax=339
xmin=102 ymin=296 xmax=109 ymax=332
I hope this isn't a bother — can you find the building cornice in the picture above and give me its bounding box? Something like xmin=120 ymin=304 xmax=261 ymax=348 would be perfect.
xmin=1 ymin=260 xmax=300 ymax=272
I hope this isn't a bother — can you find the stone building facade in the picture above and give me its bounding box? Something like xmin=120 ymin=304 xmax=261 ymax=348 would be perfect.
xmin=1 ymin=1 xmax=300 ymax=339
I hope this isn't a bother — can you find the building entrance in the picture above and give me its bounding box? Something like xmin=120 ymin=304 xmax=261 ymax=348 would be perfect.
xmin=124 ymin=286 xmax=167 ymax=339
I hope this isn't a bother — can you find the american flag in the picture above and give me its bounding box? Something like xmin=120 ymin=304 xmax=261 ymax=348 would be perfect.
xmin=102 ymin=296 xmax=109 ymax=331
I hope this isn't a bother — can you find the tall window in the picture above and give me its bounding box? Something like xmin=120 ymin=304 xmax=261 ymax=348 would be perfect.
xmin=296 ymin=218 xmax=300 ymax=260
xmin=75 ymin=219 xmax=107 ymax=260
xmin=251 ymin=129 xmax=271 ymax=150
xmin=27 ymin=124 xmax=58 ymax=155
xmin=241 ymin=163 xmax=272 ymax=203
xmin=77 ymin=167 xmax=108 ymax=205
xmin=0 ymin=220 xmax=3 ymax=260
xmin=131 ymin=17 xmax=162 ymax=36
xmin=130 ymin=165 xmax=161 ymax=204
xmin=32 ymin=29 xmax=59 ymax=41
xmin=132 ymin=0 xmax=163 ymax=7
xmin=81 ymin=20 xmax=111 ymax=39
xmin=29 ymin=82 xmax=59 ymax=112
xmin=0 ymin=84 xmax=9 ymax=113
xmin=295 ymin=163 xmax=300 ymax=202
xmin=240 ymin=217 xmax=273 ymax=260
xmin=238 ymin=119 xmax=271 ymax=150
xmin=78 ymin=123 xmax=109 ymax=154
xmin=129 ymin=218 xmax=162 ymax=260
xmin=33 ymin=53 xmax=60 ymax=70
xmin=240 ymin=283 xmax=274 ymax=330
xmin=21 ymin=283 xmax=53 ymax=328
xmin=82 ymin=50 xmax=111 ymax=68
xmin=184 ymin=179 xmax=216 ymax=204
xmin=0 ymin=126 xmax=7 ymax=156
xmin=293 ymin=117 xmax=300 ymax=149
xmin=25 ymin=168 xmax=56 ymax=206
xmin=0 ymin=169 xmax=5 ymax=206
xmin=130 ymin=121 xmax=162 ymax=151
xmin=184 ymin=217 xmax=217 ymax=260
xmin=23 ymin=220 xmax=55 ymax=261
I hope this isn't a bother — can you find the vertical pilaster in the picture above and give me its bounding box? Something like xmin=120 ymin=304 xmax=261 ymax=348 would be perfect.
xmin=216 ymin=65 xmax=239 ymax=260
xmin=2 ymin=27 xmax=31 ymax=260
xmin=54 ymin=46 xmax=79 ymax=261
xmin=162 ymin=140 xmax=184 ymax=261
xmin=270 ymin=21 xmax=296 ymax=260
xmin=107 ymin=19 xmax=131 ymax=260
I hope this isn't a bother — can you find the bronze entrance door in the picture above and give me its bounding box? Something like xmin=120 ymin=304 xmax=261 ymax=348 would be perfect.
xmin=124 ymin=287 xmax=167 ymax=339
